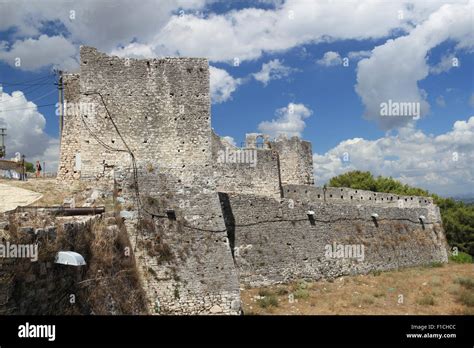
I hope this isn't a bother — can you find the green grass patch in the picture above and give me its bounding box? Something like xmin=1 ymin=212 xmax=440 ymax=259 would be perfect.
xmin=294 ymin=288 xmax=310 ymax=300
xmin=449 ymin=252 xmax=473 ymax=264
xmin=257 ymin=294 xmax=279 ymax=308
xmin=425 ymin=262 xmax=444 ymax=268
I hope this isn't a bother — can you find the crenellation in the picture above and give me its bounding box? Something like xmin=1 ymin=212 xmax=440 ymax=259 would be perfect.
xmin=283 ymin=184 xmax=434 ymax=208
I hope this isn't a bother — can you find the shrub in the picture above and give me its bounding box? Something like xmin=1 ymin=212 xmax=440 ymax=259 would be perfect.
xmin=352 ymin=294 xmax=375 ymax=306
xmin=257 ymin=295 xmax=279 ymax=308
xmin=258 ymin=289 xmax=273 ymax=297
xmin=425 ymin=262 xmax=444 ymax=268
xmin=458 ymin=290 xmax=474 ymax=307
xmin=372 ymin=290 xmax=386 ymax=298
xmin=294 ymin=289 xmax=309 ymax=299
xmin=455 ymin=277 xmax=474 ymax=290
xmin=416 ymin=294 xmax=435 ymax=306
xmin=276 ymin=287 xmax=289 ymax=296
xmin=449 ymin=252 xmax=473 ymax=264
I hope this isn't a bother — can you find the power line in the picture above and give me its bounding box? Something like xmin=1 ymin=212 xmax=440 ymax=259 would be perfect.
xmin=0 ymin=73 xmax=55 ymax=86
xmin=24 ymin=88 xmax=57 ymax=103
xmin=79 ymin=91 xmax=231 ymax=235
xmin=0 ymin=79 xmax=56 ymax=97
xmin=0 ymin=87 xmax=58 ymax=107
xmin=0 ymin=103 xmax=56 ymax=113
xmin=79 ymin=93 xmax=432 ymax=235
xmin=0 ymin=75 xmax=57 ymax=106
xmin=0 ymin=83 xmax=54 ymax=102
xmin=0 ymin=128 xmax=6 ymax=158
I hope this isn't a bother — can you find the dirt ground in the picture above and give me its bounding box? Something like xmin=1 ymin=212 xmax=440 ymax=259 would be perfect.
xmin=0 ymin=182 xmax=43 ymax=213
xmin=0 ymin=178 xmax=82 ymax=206
xmin=0 ymin=178 xmax=112 ymax=209
xmin=241 ymin=263 xmax=474 ymax=315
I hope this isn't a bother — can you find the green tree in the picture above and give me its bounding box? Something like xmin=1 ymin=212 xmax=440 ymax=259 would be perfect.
xmin=328 ymin=171 xmax=474 ymax=257
xmin=25 ymin=161 xmax=35 ymax=173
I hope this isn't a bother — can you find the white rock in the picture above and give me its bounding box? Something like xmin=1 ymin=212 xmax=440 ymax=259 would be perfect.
xmin=209 ymin=305 xmax=222 ymax=314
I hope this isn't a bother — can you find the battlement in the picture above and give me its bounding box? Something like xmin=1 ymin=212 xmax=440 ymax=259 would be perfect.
xmin=245 ymin=133 xmax=271 ymax=149
xmin=283 ymin=184 xmax=435 ymax=208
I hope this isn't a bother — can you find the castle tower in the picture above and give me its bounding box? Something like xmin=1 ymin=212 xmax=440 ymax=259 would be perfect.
xmin=57 ymin=46 xmax=213 ymax=184
xmin=270 ymin=134 xmax=314 ymax=186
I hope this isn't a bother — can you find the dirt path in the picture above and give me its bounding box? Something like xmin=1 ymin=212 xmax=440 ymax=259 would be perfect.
xmin=0 ymin=182 xmax=43 ymax=213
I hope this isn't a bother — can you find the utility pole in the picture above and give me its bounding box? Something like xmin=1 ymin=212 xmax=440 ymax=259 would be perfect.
xmin=56 ymin=70 xmax=64 ymax=140
xmin=0 ymin=128 xmax=6 ymax=159
xmin=21 ymin=154 xmax=25 ymax=181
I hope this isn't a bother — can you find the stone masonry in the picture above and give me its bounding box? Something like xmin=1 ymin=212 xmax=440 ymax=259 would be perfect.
xmin=57 ymin=46 xmax=449 ymax=315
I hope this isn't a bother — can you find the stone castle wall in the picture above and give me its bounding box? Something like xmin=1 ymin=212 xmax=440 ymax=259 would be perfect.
xmin=219 ymin=193 xmax=448 ymax=287
xmin=114 ymin=166 xmax=241 ymax=314
xmin=0 ymin=215 xmax=90 ymax=314
xmin=283 ymin=184 xmax=435 ymax=208
xmin=211 ymin=132 xmax=281 ymax=198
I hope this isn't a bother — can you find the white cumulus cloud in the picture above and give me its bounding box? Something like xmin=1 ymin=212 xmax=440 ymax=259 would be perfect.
xmin=430 ymin=53 xmax=460 ymax=75
xmin=316 ymin=51 xmax=342 ymax=67
xmin=209 ymin=66 xmax=242 ymax=104
xmin=348 ymin=50 xmax=372 ymax=60
xmin=313 ymin=116 xmax=474 ymax=196
xmin=221 ymin=136 xmax=237 ymax=147
xmin=252 ymin=59 xmax=296 ymax=86
xmin=0 ymin=35 xmax=78 ymax=71
xmin=355 ymin=1 xmax=474 ymax=130
xmin=0 ymin=90 xmax=59 ymax=170
xmin=258 ymin=103 xmax=312 ymax=138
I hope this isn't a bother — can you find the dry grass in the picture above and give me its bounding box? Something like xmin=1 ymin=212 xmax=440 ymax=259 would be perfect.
xmin=241 ymin=263 xmax=474 ymax=315
xmin=0 ymin=178 xmax=83 ymax=206
xmin=3 ymin=208 xmax=147 ymax=315
xmin=73 ymin=219 xmax=148 ymax=315
xmin=0 ymin=178 xmax=114 ymax=209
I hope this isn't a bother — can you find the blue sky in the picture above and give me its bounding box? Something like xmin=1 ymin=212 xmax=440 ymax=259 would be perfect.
xmin=0 ymin=0 xmax=473 ymax=196
xmin=215 ymin=38 xmax=474 ymax=153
